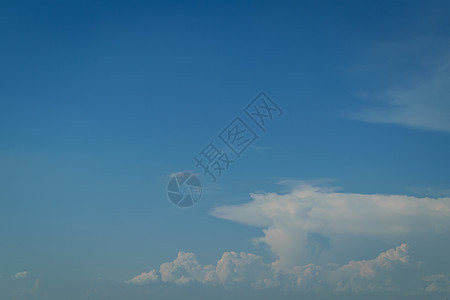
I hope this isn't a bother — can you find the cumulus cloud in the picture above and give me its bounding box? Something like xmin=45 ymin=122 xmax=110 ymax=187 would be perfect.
xmin=125 ymin=270 xmax=159 ymax=285
xmin=211 ymin=183 xmax=450 ymax=268
xmin=424 ymin=274 xmax=450 ymax=293
xmin=11 ymin=271 xmax=29 ymax=280
xmin=1 ymin=272 xmax=40 ymax=299
xmin=328 ymin=243 xmax=409 ymax=292
xmin=126 ymin=251 xmax=275 ymax=288
xmin=126 ymin=244 xmax=413 ymax=292
xmin=127 ymin=183 xmax=450 ymax=294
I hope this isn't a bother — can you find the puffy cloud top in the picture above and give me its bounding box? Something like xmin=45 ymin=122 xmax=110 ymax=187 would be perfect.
xmin=126 ymin=244 xmax=412 ymax=292
xmin=211 ymin=184 xmax=450 ymax=267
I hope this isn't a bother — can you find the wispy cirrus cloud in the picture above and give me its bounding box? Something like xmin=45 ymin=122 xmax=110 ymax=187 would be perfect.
xmin=354 ymin=64 xmax=450 ymax=132
xmin=351 ymin=36 xmax=450 ymax=133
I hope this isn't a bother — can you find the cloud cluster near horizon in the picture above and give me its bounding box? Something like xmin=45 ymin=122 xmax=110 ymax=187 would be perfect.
xmin=126 ymin=243 xmax=450 ymax=294
xmin=126 ymin=244 xmax=412 ymax=291
xmin=127 ymin=183 xmax=450 ymax=294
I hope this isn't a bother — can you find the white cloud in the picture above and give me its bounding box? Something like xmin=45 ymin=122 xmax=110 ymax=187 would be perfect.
xmin=211 ymin=184 xmax=450 ymax=268
xmin=125 ymin=270 xmax=160 ymax=285
xmin=126 ymin=251 xmax=275 ymax=288
xmin=128 ymin=183 xmax=450 ymax=294
xmin=126 ymin=244 xmax=413 ymax=292
xmin=424 ymin=274 xmax=450 ymax=293
xmin=2 ymin=272 xmax=40 ymax=299
xmin=159 ymin=252 xmax=206 ymax=285
xmin=283 ymin=243 xmax=412 ymax=293
xmin=352 ymin=38 xmax=450 ymax=133
xmin=11 ymin=271 xmax=29 ymax=280
xmin=213 ymin=251 xmax=275 ymax=287
xmin=355 ymin=74 xmax=450 ymax=132
xmin=328 ymin=243 xmax=409 ymax=293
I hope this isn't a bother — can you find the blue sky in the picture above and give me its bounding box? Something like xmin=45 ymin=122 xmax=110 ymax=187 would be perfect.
xmin=1 ymin=1 xmax=450 ymax=299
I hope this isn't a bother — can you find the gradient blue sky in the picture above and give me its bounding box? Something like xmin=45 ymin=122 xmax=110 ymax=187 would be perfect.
xmin=1 ymin=1 xmax=450 ymax=299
